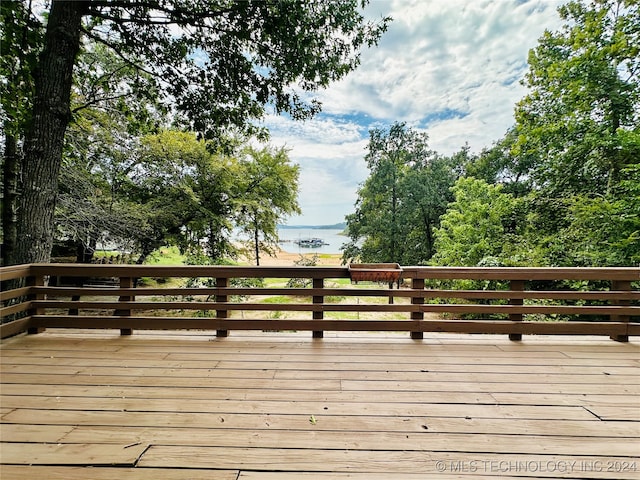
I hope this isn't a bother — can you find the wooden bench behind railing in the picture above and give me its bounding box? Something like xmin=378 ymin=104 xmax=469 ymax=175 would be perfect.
xmin=1 ymin=264 xmax=638 ymax=341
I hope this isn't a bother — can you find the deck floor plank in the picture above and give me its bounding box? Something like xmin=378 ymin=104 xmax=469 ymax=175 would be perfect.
xmin=0 ymin=424 xmax=74 ymax=442
xmin=6 ymin=364 xmax=638 ymax=384
xmin=4 ymin=354 xmax=639 ymax=374
xmin=55 ymin=427 xmax=640 ymax=457
xmin=138 ymin=445 xmax=638 ymax=478
xmin=584 ymin=405 xmax=640 ymax=421
xmin=0 ymin=442 xmax=147 ymax=465
xmin=2 ymin=331 xmax=639 ymax=479
xmin=0 ymin=383 xmax=499 ymax=404
xmin=6 ymin=408 xmax=639 ymax=436
xmin=0 ymin=466 xmax=238 ymax=480
xmin=0 ymin=395 xmax=601 ymax=420
xmin=237 ymin=473 xmax=542 ymax=480
xmin=1 ymin=371 xmax=636 ymax=395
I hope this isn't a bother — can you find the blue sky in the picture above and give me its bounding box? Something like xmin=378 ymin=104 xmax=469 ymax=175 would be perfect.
xmin=264 ymin=0 xmax=567 ymax=226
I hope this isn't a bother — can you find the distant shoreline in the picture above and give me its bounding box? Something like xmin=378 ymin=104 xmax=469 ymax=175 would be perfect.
xmin=278 ymin=223 xmax=346 ymax=231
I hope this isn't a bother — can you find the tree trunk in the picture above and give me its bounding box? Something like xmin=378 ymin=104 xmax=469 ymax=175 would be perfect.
xmin=390 ymin=166 xmax=398 ymax=262
xmin=420 ymin=205 xmax=434 ymax=260
xmin=253 ymin=214 xmax=260 ymax=266
xmin=606 ymin=101 xmax=622 ymax=195
xmin=75 ymin=232 xmax=96 ymax=264
xmin=12 ymin=0 xmax=86 ymax=265
xmin=1 ymin=134 xmax=20 ymax=266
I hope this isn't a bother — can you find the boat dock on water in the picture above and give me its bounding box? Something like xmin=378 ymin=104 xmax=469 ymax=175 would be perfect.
xmin=294 ymin=237 xmax=328 ymax=248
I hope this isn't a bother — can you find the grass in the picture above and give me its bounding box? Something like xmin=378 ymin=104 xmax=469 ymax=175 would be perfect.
xmin=260 ymin=295 xmax=303 ymax=304
xmin=318 ymin=253 xmax=343 ymax=261
xmin=145 ymin=246 xmax=186 ymax=265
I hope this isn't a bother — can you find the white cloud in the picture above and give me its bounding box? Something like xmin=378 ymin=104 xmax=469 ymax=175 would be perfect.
xmin=267 ymin=0 xmax=568 ymax=225
xmin=262 ymin=114 xmax=369 ymax=225
xmin=265 ymin=114 xmax=364 ymax=147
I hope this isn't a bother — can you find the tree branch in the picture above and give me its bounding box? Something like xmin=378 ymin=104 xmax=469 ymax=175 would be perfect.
xmin=85 ymin=1 xmax=246 ymax=26
xmin=81 ymin=26 xmax=156 ymax=78
xmin=71 ymin=92 xmax=136 ymax=114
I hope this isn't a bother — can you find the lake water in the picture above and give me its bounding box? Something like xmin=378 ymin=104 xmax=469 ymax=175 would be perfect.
xmin=277 ymin=228 xmax=347 ymax=255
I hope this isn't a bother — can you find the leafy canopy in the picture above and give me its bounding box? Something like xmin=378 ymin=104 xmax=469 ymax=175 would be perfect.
xmin=514 ymin=0 xmax=639 ymax=195
xmin=80 ymin=0 xmax=390 ymax=140
xmin=2 ymin=0 xmax=390 ymax=265
xmin=431 ymin=178 xmax=518 ymax=267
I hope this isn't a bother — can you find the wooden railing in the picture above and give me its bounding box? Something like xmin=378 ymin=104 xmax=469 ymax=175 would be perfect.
xmin=1 ymin=263 xmax=638 ymax=341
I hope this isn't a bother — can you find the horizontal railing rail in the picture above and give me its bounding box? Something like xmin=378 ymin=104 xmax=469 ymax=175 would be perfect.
xmin=1 ymin=263 xmax=638 ymax=341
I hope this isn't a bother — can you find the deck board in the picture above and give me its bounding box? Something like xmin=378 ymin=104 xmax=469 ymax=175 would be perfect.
xmin=139 ymin=446 xmax=637 ymax=478
xmin=52 ymin=427 xmax=640 ymax=457
xmin=2 ymin=330 xmax=639 ymax=479
xmin=0 ymin=395 xmax=601 ymax=419
xmin=237 ymin=474 xmax=540 ymax=480
xmin=0 ymin=466 xmax=237 ymax=480
xmin=1 ymin=442 xmax=148 ymax=465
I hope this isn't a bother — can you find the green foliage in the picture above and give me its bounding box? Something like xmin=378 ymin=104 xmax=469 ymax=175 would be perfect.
xmin=58 ymin=122 xmax=226 ymax=263
xmin=464 ymin=130 xmax=533 ymax=197
xmin=46 ymin=0 xmax=389 ymax=142
xmin=287 ymin=254 xmax=319 ymax=288
xmin=0 ymin=2 xmax=45 ymax=263
xmin=19 ymin=40 xmax=168 ymax=263
xmin=433 ymin=1 xmax=640 ymax=269
xmin=0 ymin=1 xmax=42 ymax=137
xmin=343 ymin=122 xmax=457 ymax=265
xmin=117 ymin=130 xmax=240 ymax=262
xmin=57 ymin=115 xmax=304 ymax=266
xmin=345 ymin=1 xmax=638 ymax=270
xmin=431 ymin=178 xmax=519 ymax=267
xmin=8 ymin=0 xmax=637 ymax=271
xmin=502 ymin=1 xmax=640 ymax=267
xmin=235 ymin=146 xmax=301 ymax=265
xmin=4 ymin=0 xmax=390 ymax=265
xmin=565 ymin=161 xmax=640 ymax=266
xmin=514 ymin=0 xmax=639 ymax=196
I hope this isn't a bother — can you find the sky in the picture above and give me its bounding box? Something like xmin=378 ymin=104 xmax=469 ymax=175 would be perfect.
xmin=265 ymin=0 xmax=568 ymax=226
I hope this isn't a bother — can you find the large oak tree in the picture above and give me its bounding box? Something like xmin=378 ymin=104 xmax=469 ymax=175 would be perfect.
xmin=2 ymin=0 xmax=389 ymax=265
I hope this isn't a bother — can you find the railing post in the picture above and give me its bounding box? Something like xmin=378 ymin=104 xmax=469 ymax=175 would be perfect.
xmin=610 ymin=280 xmax=630 ymax=343
xmin=27 ymin=274 xmax=46 ymax=334
xmin=216 ymin=277 xmax=229 ymax=337
xmin=410 ymin=277 xmax=424 ymax=340
xmin=68 ymin=275 xmax=83 ymax=316
xmin=509 ymin=280 xmax=525 ymax=341
xmin=312 ymin=278 xmax=324 ymax=338
xmin=116 ymin=277 xmax=134 ymax=335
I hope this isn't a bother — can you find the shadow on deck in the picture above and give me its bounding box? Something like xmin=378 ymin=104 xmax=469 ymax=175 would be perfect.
xmin=1 ymin=330 xmax=639 ymax=479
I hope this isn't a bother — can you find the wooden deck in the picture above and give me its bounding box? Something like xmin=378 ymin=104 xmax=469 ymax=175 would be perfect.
xmin=1 ymin=330 xmax=639 ymax=479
